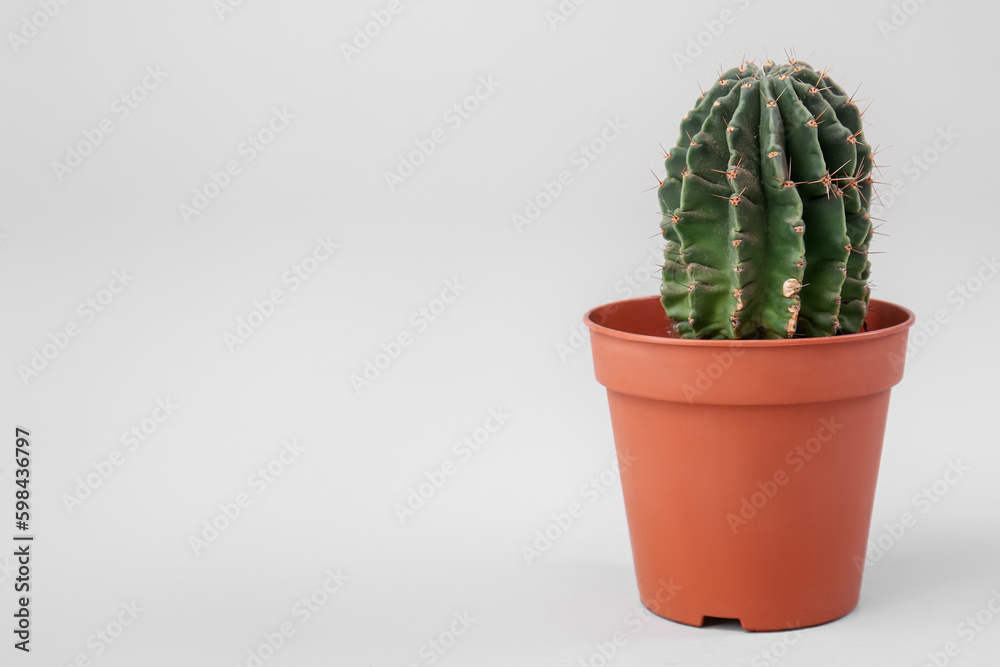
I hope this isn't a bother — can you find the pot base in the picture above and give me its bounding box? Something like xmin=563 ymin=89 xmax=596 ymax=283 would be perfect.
xmin=640 ymin=593 xmax=859 ymax=632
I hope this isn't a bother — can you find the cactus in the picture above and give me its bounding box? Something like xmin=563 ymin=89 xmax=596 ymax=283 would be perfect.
xmin=658 ymin=59 xmax=875 ymax=339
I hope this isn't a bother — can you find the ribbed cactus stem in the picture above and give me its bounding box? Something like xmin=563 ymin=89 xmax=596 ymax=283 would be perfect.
xmin=659 ymin=60 xmax=875 ymax=339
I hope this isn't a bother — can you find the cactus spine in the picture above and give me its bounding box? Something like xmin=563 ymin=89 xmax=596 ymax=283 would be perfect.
xmin=658 ymin=59 xmax=874 ymax=339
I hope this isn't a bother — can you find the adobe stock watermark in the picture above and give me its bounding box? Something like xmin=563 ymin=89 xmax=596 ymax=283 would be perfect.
xmin=871 ymin=126 xmax=958 ymax=217
xmin=384 ymin=75 xmax=501 ymax=192
xmin=672 ymin=0 xmax=753 ymax=72
xmin=855 ymin=459 xmax=969 ymax=572
xmin=579 ymin=578 xmax=682 ymax=667
xmin=679 ymin=344 xmax=748 ymax=403
xmin=179 ymin=107 xmax=295 ymax=223
xmin=188 ymin=439 xmax=307 ymax=556
xmin=61 ymin=397 xmax=179 ymax=514
xmin=876 ymin=0 xmax=931 ymax=40
xmin=340 ymin=0 xmax=414 ymax=63
xmin=214 ymin=0 xmax=249 ymax=21
xmin=55 ymin=601 xmax=144 ymax=666
xmin=234 ymin=568 xmax=349 ymax=667
xmin=750 ymin=627 xmax=807 ymax=667
xmin=918 ymin=588 xmax=1000 ymax=667
xmin=393 ymin=408 xmax=512 ymax=524
xmin=725 ymin=417 xmax=844 ymax=534
xmin=223 ymin=236 xmax=339 ymax=352
xmin=544 ymin=0 xmax=590 ymax=31
xmin=17 ymin=268 xmax=134 ymax=385
xmin=555 ymin=243 xmax=663 ymax=363
xmin=7 ymin=0 xmax=74 ymax=53
xmin=406 ymin=611 xmax=477 ymax=667
xmin=521 ymin=449 xmax=637 ymax=565
xmin=890 ymin=254 xmax=998 ymax=369
xmin=510 ymin=116 xmax=627 ymax=233
xmin=350 ymin=277 xmax=467 ymax=395
xmin=51 ymin=65 xmax=167 ymax=182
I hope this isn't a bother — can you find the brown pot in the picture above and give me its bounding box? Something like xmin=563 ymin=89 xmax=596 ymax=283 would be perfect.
xmin=585 ymin=296 xmax=915 ymax=631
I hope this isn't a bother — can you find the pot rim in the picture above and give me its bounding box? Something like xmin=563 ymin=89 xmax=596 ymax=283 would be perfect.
xmin=584 ymin=296 xmax=915 ymax=347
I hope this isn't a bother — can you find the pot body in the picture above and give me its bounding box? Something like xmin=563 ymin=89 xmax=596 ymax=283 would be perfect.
xmin=585 ymin=297 xmax=914 ymax=631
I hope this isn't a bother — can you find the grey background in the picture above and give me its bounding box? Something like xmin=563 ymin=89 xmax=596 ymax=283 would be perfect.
xmin=3 ymin=0 xmax=998 ymax=665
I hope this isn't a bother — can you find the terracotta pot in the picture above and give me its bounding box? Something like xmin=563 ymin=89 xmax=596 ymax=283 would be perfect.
xmin=585 ymin=296 xmax=915 ymax=631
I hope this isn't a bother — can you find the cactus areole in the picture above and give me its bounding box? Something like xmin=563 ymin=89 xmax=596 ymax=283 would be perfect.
xmin=659 ymin=60 xmax=874 ymax=339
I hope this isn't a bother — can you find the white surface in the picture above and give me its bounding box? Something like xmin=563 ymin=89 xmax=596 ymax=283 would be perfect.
xmin=3 ymin=1 xmax=999 ymax=665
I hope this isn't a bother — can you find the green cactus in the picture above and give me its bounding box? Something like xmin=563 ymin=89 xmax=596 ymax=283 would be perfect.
xmin=658 ymin=59 xmax=875 ymax=339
